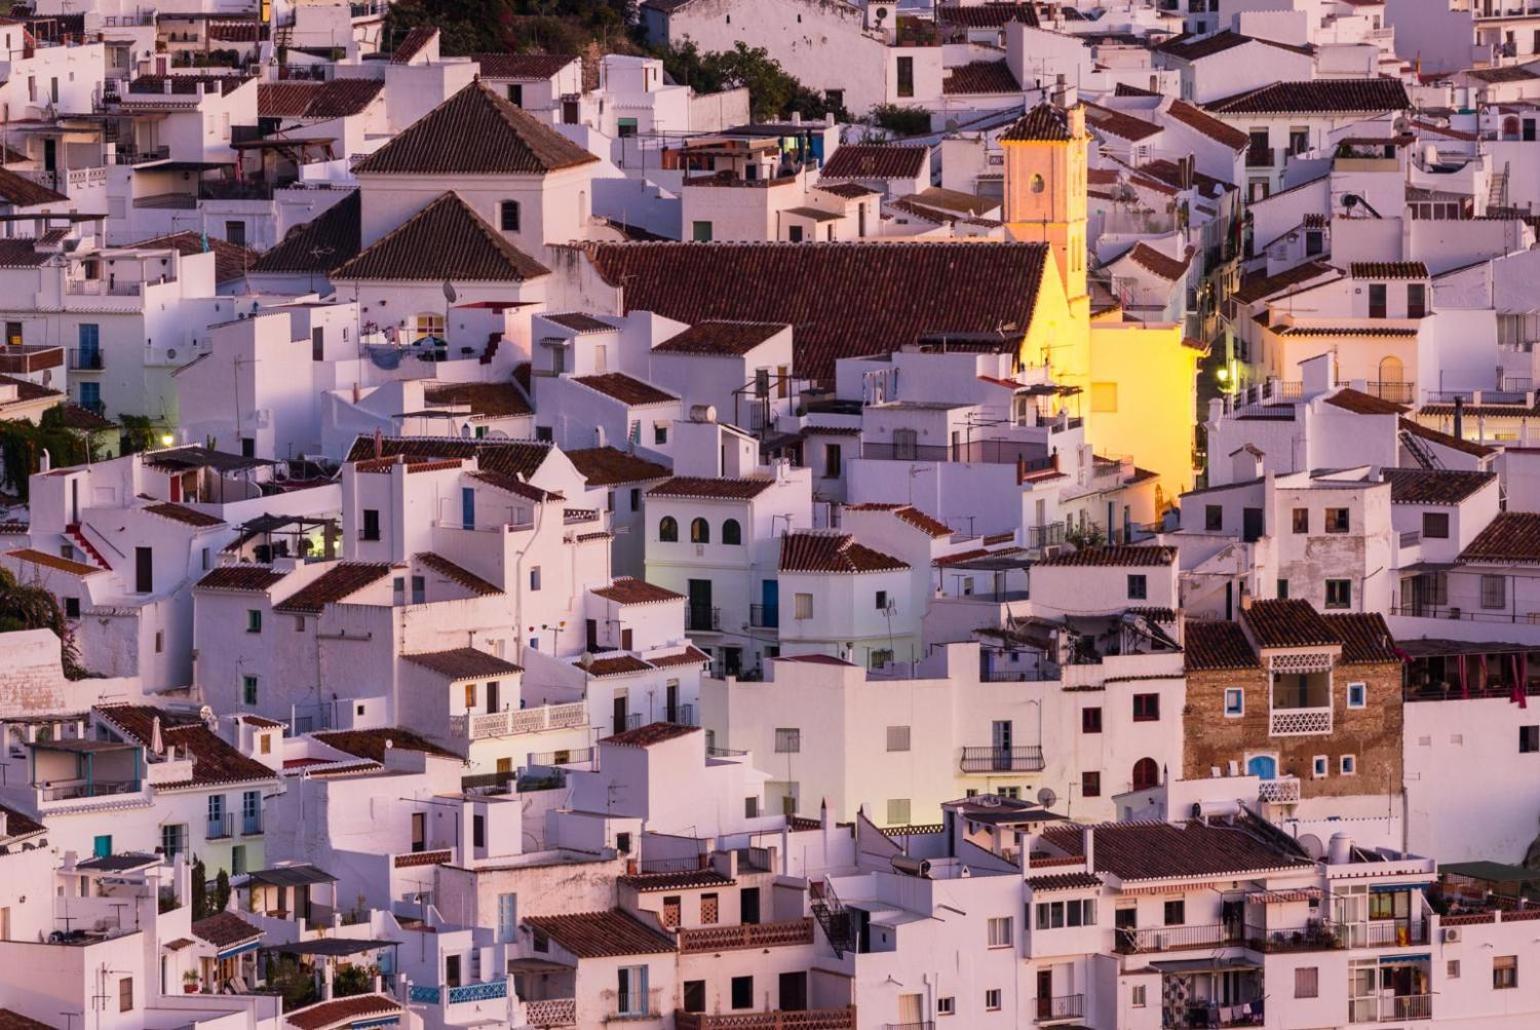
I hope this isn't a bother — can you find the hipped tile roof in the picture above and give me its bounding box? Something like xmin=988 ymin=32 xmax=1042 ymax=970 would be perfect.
xmin=600 ymin=722 xmax=700 ymax=748
xmin=1038 ymin=546 xmax=1175 ymax=567
xmin=0 ymin=167 xmax=67 ymax=207
xmin=344 ymin=436 xmax=553 ymax=478
xmin=522 ymin=908 xmax=675 ymax=957
xmin=1184 ymin=620 xmax=1261 ymax=671
xmin=353 ymin=80 xmax=597 ymax=175
xmin=1165 ymin=100 xmax=1249 ymax=149
xmin=821 ymin=144 xmax=929 ymax=179
xmin=1382 ymin=468 xmax=1494 ymax=505
xmin=780 ymin=532 xmax=909 ymax=574
xmin=1459 ymin=512 xmax=1540 ymax=563
xmin=1040 ymin=818 xmax=1310 ymax=881
xmin=1241 ymin=598 xmax=1339 ymax=649
xmin=593 ymin=577 xmax=683 ymax=605
xmin=937 ymin=3 xmax=1039 ymax=27
xmin=275 ymin=562 xmax=392 ymax=612
xmin=251 ymin=190 xmax=361 ymax=275
xmin=191 ymin=911 xmax=263 ymax=947
xmin=422 ymin=380 xmax=532 ymax=418
xmin=472 ymin=53 xmax=579 ymax=79
xmin=1321 ymin=612 xmax=1398 ymax=664
xmin=416 ymin=552 xmax=502 ymax=596
xmin=582 ymin=241 xmax=1049 ymax=381
xmin=649 ymin=476 xmax=775 ymax=500
xmin=573 ymin=372 xmax=677 ymax=405
xmin=402 ymin=647 xmax=522 ymax=679
xmin=1121 ymin=242 xmax=1191 ymax=280
xmin=943 ymin=60 xmax=1021 ymax=95
xmin=1350 ymin=261 xmax=1428 ymax=279
xmin=257 ymin=79 xmax=383 ymax=119
xmin=130 ymin=230 xmax=258 ymax=284
xmin=332 ymin=192 xmax=548 ymax=282
xmin=654 ymin=320 xmax=787 ymax=356
xmin=1084 ymin=102 xmax=1161 ymax=141
xmin=566 ymin=446 xmax=671 ymax=486
xmin=1207 ymin=77 xmax=1410 ymax=114
xmin=96 ymin=705 xmax=277 ymax=788
xmin=1001 ymin=103 xmax=1072 ymax=141
xmin=196 ymin=565 xmax=286 ymax=592
xmin=314 ymin=727 xmax=458 ymax=762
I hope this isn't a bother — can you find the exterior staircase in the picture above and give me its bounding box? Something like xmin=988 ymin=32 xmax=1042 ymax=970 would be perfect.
xmin=65 ymin=524 xmax=112 ymax=570
xmin=1399 ymin=428 xmax=1442 ymax=470
xmin=479 ymin=332 xmax=501 ymax=366
xmin=1489 ymin=161 xmax=1510 ymax=212
xmin=810 ymin=878 xmax=855 ymax=958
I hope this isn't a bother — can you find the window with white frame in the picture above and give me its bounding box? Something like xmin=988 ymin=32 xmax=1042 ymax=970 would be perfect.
xmin=1132 ymin=985 xmax=1147 ymax=1007
xmin=937 ymin=997 xmax=955 ymax=1015
xmin=1340 ymin=754 xmax=1357 ymax=775
xmin=1224 ymin=688 xmax=1244 ymax=717
xmin=1347 ymin=682 xmax=1366 ymax=709
xmin=984 ymin=989 xmax=1002 ymax=1011
xmin=986 ymin=916 xmax=1013 ymax=948
xmin=1312 ymin=755 xmax=1328 ymax=777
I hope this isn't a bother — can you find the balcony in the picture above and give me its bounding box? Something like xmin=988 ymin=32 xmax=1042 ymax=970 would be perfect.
xmin=1036 ymin=994 xmax=1084 ymax=1023
xmin=1257 ymin=776 xmax=1300 ymax=803
xmin=450 ymin=701 xmax=588 ymax=741
xmin=687 ymin=605 xmax=721 ymax=632
xmin=68 ymin=348 xmax=104 ymax=371
xmin=1365 ymin=380 xmax=1415 ymax=404
xmin=1245 ymin=146 xmax=1276 ymax=168
xmin=677 ymin=1008 xmax=856 ymax=1030
xmin=1116 ymin=923 xmax=1235 ymax=954
xmin=207 ymin=813 xmax=233 ymax=840
xmin=1350 ymin=994 xmax=1431 ymax=1022
xmin=526 ymin=998 xmax=576 ymax=1027
xmin=749 ymin=603 xmax=779 ymax=629
xmin=1349 ymin=917 xmax=1428 ymax=948
xmin=1243 ymin=920 xmax=1344 ymax=952
xmin=1269 ymin=706 xmax=1332 ymax=736
xmin=959 ymin=745 xmax=1045 ymax=773
xmin=667 ymin=702 xmax=698 ymax=727
xmin=677 ymin=917 xmax=814 ymax=953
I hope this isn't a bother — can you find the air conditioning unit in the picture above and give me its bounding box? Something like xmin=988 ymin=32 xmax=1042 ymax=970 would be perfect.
xmin=1443 ymin=927 xmax=1461 ymax=943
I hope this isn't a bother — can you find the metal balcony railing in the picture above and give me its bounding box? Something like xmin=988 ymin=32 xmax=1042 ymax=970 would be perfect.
xmin=1036 ymin=994 xmax=1084 ymax=1022
xmin=1116 ymin=923 xmax=1236 ymax=953
xmin=68 ymin=348 xmax=104 ymax=370
xmin=960 ymin=745 xmax=1045 ymax=773
xmin=687 ymin=605 xmax=721 ymax=632
xmin=749 ymin=603 xmax=779 ymax=628
xmin=1243 ymin=921 xmax=1345 ymax=952
xmin=206 ymin=813 xmax=233 ymax=839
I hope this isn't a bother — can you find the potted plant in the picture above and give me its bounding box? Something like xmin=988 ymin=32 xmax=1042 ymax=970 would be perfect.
xmin=182 ymin=970 xmax=199 ymax=994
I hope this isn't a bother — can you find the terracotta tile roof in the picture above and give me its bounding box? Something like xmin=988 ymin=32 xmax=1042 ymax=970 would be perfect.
xmin=1323 ymin=387 xmax=1407 ymax=415
xmin=275 ymin=562 xmax=392 ymax=613
xmin=654 ymin=320 xmax=786 ymax=356
xmin=1400 ymin=417 xmax=1494 ymax=458
xmin=1084 ymin=102 xmax=1161 ymax=141
xmin=416 ymin=552 xmax=501 ymax=596
xmin=780 ymin=531 xmax=908 ymax=574
xmin=1382 ymin=468 xmax=1494 ymax=505
xmin=544 ymin=312 xmax=615 ymax=333
xmin=567 ymin=446 xmax=670 ymax=486
xmin=422 ymin=380 xmax=532 ymax=418
xmin=776 ymin=652 xmax=856 ymax=666
xmin=473 ymin=52 xmax=579 ymax=78
xmin=257 ymin=79 xmax=383 ymax=119
xmin=1278 ymin=325 xmax=1419 ymax=338
xmin=846 ymin=502 xmax=953 ymax=538
xmin=1115 ymin=82 xmax=1162 ymax=97
xmin=0 ymin=373 xmax=60 ymax=403
xmin=286 ymin=994 xmax=403 ymax=1030
xmin=5 ymin=547 xmax=100 ymax=576
xmin=601 ymin=722 xmax=700 ymax=748
xmin=1459 ymin=512 xmax=1540 ymax=563
xmin=582 ymin=241 xmax=1049 ymax=381
xmin=816 ymin=181 xmax=881 ymax=199
xmin=0 ymin=803 xmax=45 ymax=842
xmin=191 ymin=911 xmax=263 ymax=948
xmin=1039 ymin=819 xmax=1310 ymax=881
xmin=354 ymin=81 xmax=597 ymax=175
xmin=648 ymin=476 xmax=775 ymax=501
xmin=937 ymin=3 xmax=1039 ymax=27
xmin=573 ymin=372 xmax=676 ymax=405
xmin=96 ymin=705 xmax=277 ymax=787
xmin=523 ymin=908 xmax=675 ymax=957
xmin=648 ymin=645 xmax=711 ymax=667
xmin=1038 ymin=546 xmax=1175 ymax=567
xmin=402 ymin=647 xmax=522 ymax=679
xmin=821 ymin=144 xmax=928 ymax=180
xmin=1321 ymin=611 xmax=1397 ymax=664
xmin=1350 ymin=261 xmax=1428 ymax=279
xmin=1184 ymin=620 xmax=1260 ymax=671
xmin=1231 ymin=260 xmax=1336 ymax=303
xmin=593 ymin=577 xmax=683 ymax=605
xmin=1241 ymin=598 xmax=1339 ymax=649
xmin=1001 ymin=102 xmax=1072 ymax=141
xmin=943 ymin=60 xmax=1021 ymax=95
xmin=196 ymin=565 xmax=287 ymax=592
xmin=620 ymin=868 xmax=734 ymax=891
xmin=128 ymin=231 xmax=258 ymax=284
xmin=1467 ymin=65 xmax=1540 ymax=83
xmin=314 ymin=727 xmax=458 ymax=762
xmin=1121 ymin=242 xmax=1191 ymax=280
xmin=1207 ymin=77 xmax=1410 ymax=114
xmin=1157 ymin=29 xmax=1255 ymax=59
xmin=0 ymin=166 xmax=66 ymax=207
xmin=251 ymin=190 xmax=360 ymax=274
xmin=0 ymin=1009 xmax=52 ymax=1029
xmin=390 ymin=25 xmax=437 ymax=63
xmin=144 ymin=502 xmax=223 ymax=527
xmin=582 ymin=653 xmax=653 ymax=677
xmin=1026 ymin=871 xmax=1102 ymax=891
xmin=0 ymin=239 xmax=50 ymax=268
xmin=333 ymin=192 xmax=548 ymax=282
xmin=345 ymin=436 xmax=553 ymax=479
xmin=1165 ymin=100 xmax=1249 ymax=149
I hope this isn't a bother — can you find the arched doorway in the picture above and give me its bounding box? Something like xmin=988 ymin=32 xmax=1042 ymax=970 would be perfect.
xmin=1132 ymin=757 xmax=1160 ymax=790
xmin=1378 ymin=355 xmax=1404 ymax=383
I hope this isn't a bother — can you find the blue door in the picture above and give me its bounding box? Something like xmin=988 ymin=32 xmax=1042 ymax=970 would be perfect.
xmin=79 ymin=381 xmax=100 ymax=413
xmin=93 ymin=834 xmax=112 ymax=858
xmin=1247 ymin=755 xmax=1277 ymax=781
xmin=461 ymin=487 xmax=475 ymax=530
xmin=761 ymin=579 xmax=779 ymax=628
xmin=77 ymin=324 xmax=100 ymax=369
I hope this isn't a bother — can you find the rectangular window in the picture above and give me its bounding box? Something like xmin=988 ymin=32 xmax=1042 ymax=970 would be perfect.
xmin=361 ymin=509 xmax=380 ymax=541
xmin=1127 ymin=574 xmax=1147 ymax=600
xmin=1422 ymin=512 xmax=1449 ymax=539
xmin=1448 ymin=960 xmax=1461 ymax=979
xmin=1277 ymin=578 xmax=1289 ymax=599
xmin=1324 ymin=508 xmax=1349 ymax=533
xmin=1294 ymin=967 xmax=1319 ymax=999
xmin=1082 ymin=771 xmax=1101 ymax=797
xmin=788 ymin=225 xmax=804 ymax=243
xmin=224 ymin=220 xmax=245 ymax=247
xmin=691 ymin=220 xmax=713 ymax=242
xmin=1292 ymin=508 xmax=1309 ymax=533
xmin=311 ymin=326 xmax=324 ymax=361
xmin=246 ymin=609 xmax=261 ymax=633
xmin=1340 ymin=754 xmax=1357 ymax=775
xmin=1133 ymin=693 xmax=1160 ymax=722
xmin=1305 ymin=229 xmax=1323 ymax=256
xmin=242 ymin=675 xmax=258 ymax=706
xmin=500 ymin=200 xmax=520 ymax=232
xmin=119 ymin=977 xmax=133 ymax=1012
xmin=1522 ymin=725 xmax=1540 ymax=753
xmin=824 ymin=443 xmax=842 ymax=479
xmin=794 ymin=593 xmax=813 ymax=619
xmin=1407 ymin=283 xmax=1427 ymax=319
xmin=1369 ymin=283 xmax=1387 ymax=318
xmin=886 ymin=725 xmax=910 ymax=752
xmin=473 ymin=814 xmax=485 ymax=848
xmin=507 ymin=83 xmax=523 ymax=106
xmin=730 ymin=976 xmax=753 ymax=1009
xmin=530 ymin=566 xmax=542 ymax=591
xmin=1163 ymin=899 xmax=1185 ymax=926
xmin=984 ymin=989 xmax=1001 ymax=1012
xmin=1482 ymin=575 xmax=1506 ymax=610
xmin=875 ymin=590 xmax=888 ymax=611
xmin=1325 ymin=579 xmax=1351 ymax=609
xmin=1347 ymin=682 xmax=1367 ymax=709
xmin=1091 ymin=381 xmax=1118 ymax=412
xmin=1313 ymin=755 xmax=1328 ymax=777
xmin=463 ymin=683 xmax=476 ymax=710
xmin=135 ymin=546 xmax=152 ymax=593
xmin=617 ymin=117 xmax=639 ymax=138
xmin=887 ymin=798 xmax=910 ymax=825
xmin=411 ymin=575 xmax=425 ymax=604
xmin=937 ymin=997 xmax=955 ymax=1015
xmin=896 ymin=55 xmax=914 ymax=98
xmin=654 ymin=423 xmax=667 ymax=445
xmin=1205 ymin=505 xmax=1223 ymax=531
xmin=1132 ymin=985 xmax=1147 ymax=1007
xmin=986 ymin=916 xmax=1012 ymax=948
xmin=1224 ymin=688 xmax=1244 ymax=717
xmin=1494 ymin=955 xmax=1518 ymax=990
xmin=65 ymin=596 xmax=80 ymax=618
xmin=774 ymin=728 xmax=801 ymax=753
xmin=1082 ymin=707 xmax=1102 ymax=733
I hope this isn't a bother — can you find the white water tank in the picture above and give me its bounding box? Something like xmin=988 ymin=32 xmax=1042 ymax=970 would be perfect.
xmin=1328 ymin=831 xmax=1354 ymax=864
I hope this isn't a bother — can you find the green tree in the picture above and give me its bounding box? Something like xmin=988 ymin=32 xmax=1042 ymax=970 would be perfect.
xmin=117 ymin=414 xmax=159 ymax=456
xmin=659 ymin=41 xmax=841 ymax=122
xmin=0 ymin=566 xmax=86 ymax=678
xmin=870 ymin=104 xmax=932 ymax=137
xmin=0 ymin=406 xmax=93 ymax=500
xmin=212 ymin=869 xmax=231 ymax=917
xmin=191 ymin=858 xmax=208 ymax=919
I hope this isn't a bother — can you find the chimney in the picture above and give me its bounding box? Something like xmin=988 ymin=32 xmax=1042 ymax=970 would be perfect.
xmin=1082 ymin=825 xmax=1095 ymax=873
xmin=372 ymin=427 xmax=383 ymax=459
xmin=1240 ymin=588 xmax=1253 ymax=611
xmin=1453 ymin=395 xmax=1464 ymax=441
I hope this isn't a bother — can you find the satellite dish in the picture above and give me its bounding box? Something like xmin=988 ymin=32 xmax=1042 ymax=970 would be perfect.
xmin=1297 ymin=833 xmax=1326 ymax=860
xmin=1342 ymin=194 xmax=1358 ymax=209
xmin=1037 ymin=787 xmax=1058 ymax=809
xmin=442 ymin=280 xmax=458 ymax=304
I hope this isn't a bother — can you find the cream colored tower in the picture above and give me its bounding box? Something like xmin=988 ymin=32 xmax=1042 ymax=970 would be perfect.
xmin=1002 ymin=102 xmax=1091 ymax=322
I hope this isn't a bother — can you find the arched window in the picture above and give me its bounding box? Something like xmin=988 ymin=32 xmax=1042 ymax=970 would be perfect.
xmin=659 ymin=516 xmax=678 ymax=542
xmin=1503 ymin=116 xmax=1521 ymax=141
xmin=690 ymin=517 xmax=711 ymax=544
xmin=722 ymin=519 xmax=742 ymax=545
xmin=1132 ymin=757 xmax=1160 ymax=791
xmin=499 ymin=200 xmax=520 ymax=232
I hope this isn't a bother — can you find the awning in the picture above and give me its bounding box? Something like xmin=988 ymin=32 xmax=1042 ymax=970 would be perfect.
xmin=1147 ymin=957 xmax=1261 ymax=974
xmin=217 ymin=939 xmax=261 ymax=960
xmin=265 ymin=938 xmax=395 ymax=958
xmin=1249 ymin=887 xmax=1322 ymax=904
xmin=240 ymin=864 xmax=336 ymax=888
xmin=1440 ymin=861 xmax=1540 ymax=884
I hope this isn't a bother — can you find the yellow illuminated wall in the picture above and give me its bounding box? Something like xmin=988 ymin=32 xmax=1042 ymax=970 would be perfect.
xmin=1089 ymin=322 xmax=1203 ymax=498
